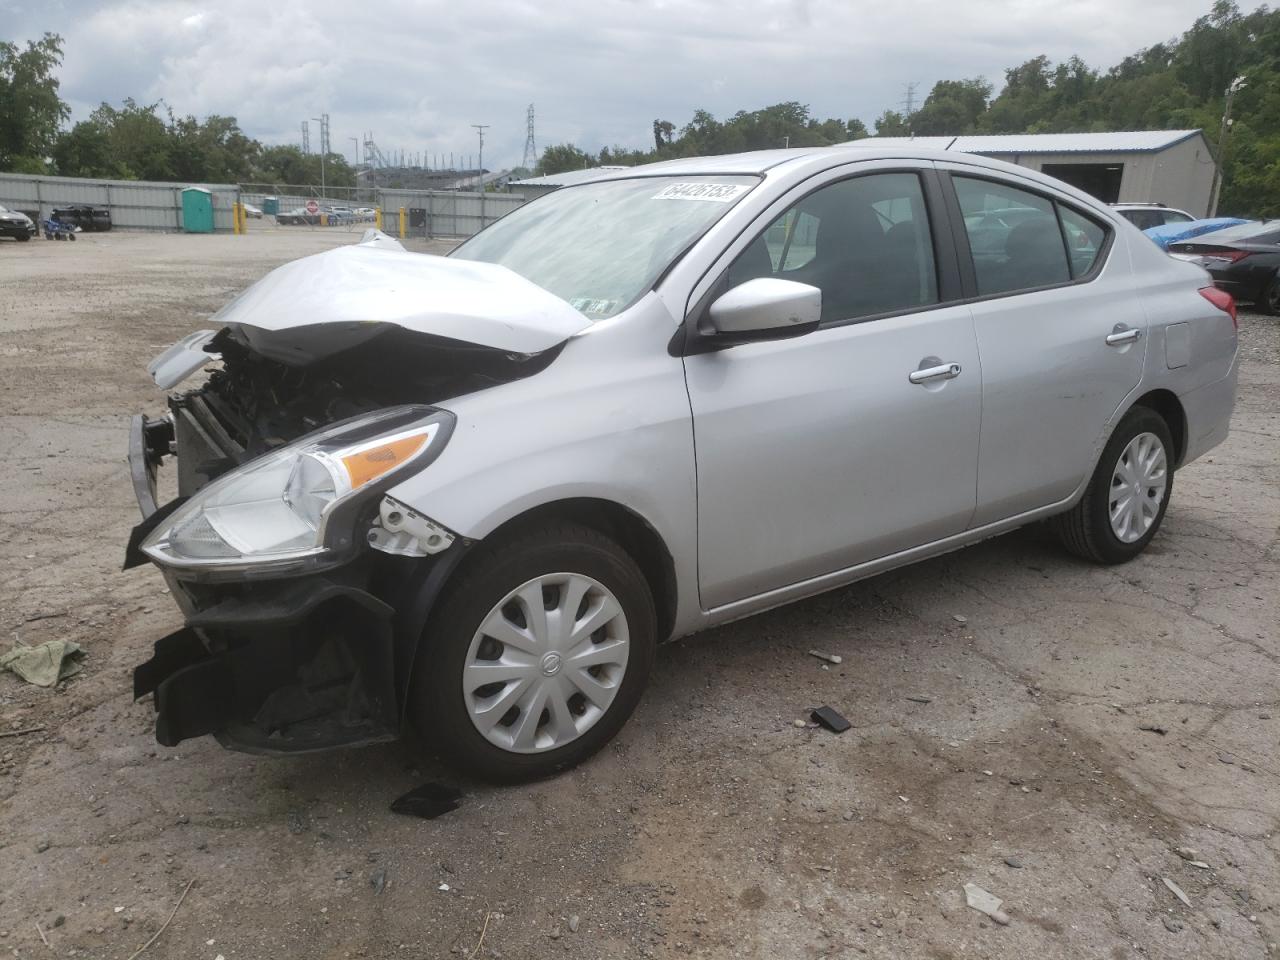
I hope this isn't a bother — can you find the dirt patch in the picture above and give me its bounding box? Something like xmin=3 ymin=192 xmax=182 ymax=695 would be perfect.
xmin=0 ymin=231 xmax=1277 ymax=959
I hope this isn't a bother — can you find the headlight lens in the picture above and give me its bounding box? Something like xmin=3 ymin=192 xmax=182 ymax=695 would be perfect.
xmin=142 ymin=405 xmax=451 ymax=573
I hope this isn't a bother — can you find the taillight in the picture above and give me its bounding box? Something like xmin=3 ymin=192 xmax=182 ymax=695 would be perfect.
xmin=1199 ymin=285 xmax=1238 ymax=330
xmin=1206 ymin=250 xmax=1251 ymax=263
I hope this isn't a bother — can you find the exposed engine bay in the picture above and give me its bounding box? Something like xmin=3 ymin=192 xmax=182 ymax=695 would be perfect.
xmin=164 ymin=322 xmax=559 ymax=498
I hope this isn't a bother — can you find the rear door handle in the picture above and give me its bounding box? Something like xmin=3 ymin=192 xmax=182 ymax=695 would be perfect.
xmin=1105 ymin=326 xmax=1142 ymax=346
xmin=909 ymin=362 xmax=962 ymax=384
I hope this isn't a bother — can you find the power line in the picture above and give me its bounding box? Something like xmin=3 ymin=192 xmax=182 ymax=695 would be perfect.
xmin=902 ymin=81 xmax=919 ymax=116
xmin=472 ymin=123 xmax=489 ymax=188
xmin=522 ymin=104 xmax=537 ymax=169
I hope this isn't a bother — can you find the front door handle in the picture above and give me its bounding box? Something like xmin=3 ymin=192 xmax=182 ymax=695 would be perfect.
xmin=909 ymin=362 xmax=962 ymax=385
xmin=1105 ymin=326 xmax=1142 ymax=346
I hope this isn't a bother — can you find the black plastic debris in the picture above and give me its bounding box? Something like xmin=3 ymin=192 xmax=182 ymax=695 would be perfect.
xmin=810 ymin=705 xmax=851 ymax=733
xmin=391 ymin=782 xmax=464 ymax=819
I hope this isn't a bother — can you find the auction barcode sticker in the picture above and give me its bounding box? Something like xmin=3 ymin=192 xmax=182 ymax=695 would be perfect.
xmin=651 ymin=182 xmax=751 ymax=202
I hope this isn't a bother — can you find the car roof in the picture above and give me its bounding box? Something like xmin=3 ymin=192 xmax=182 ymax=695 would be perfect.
xmin=559 ymin=146 xmax=1114 ymax=211
xmin=579 ymin=144 xmax=1016 ymax=179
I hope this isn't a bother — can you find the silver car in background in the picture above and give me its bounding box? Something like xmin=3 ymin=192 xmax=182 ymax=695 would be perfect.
xmin=127 ymin=146 xmax=1238 ymax=781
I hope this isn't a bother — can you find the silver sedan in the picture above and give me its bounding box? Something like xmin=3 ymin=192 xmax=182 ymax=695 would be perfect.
xmin=127 ymin=146 xmax=1238 ymax=781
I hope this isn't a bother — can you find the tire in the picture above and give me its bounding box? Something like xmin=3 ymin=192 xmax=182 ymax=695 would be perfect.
xmin=1051 ymin=406 xmax=1174 ymax=564
xmin=16 ymin=233 xmax=29 ymax=242
xmin=409 ymin=521 xmax=657 ymax=782
xmin=1260 ymin=276 xmax=1280 ymax=316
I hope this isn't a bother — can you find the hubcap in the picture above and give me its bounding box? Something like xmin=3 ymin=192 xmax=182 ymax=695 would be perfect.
xmin=1108 ymin=431 xmax=1168 ymax=543
xmin=462 ymin=573 xmax=630 ymax=754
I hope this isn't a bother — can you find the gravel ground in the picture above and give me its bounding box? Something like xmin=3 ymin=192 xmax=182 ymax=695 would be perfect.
xmin=0 ymin=229 xmax=1277 ymax=960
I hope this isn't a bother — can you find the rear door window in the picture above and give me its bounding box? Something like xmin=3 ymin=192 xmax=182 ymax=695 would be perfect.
xmin=954 ymin=176 xmax=1111 ymax=296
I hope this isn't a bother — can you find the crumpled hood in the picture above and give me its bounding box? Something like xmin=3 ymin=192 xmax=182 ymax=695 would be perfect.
xmin=211 ymin=231 xmax=591 ymax=355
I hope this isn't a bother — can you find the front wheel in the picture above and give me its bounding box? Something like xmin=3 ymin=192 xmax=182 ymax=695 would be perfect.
xmin=410 ymin=522 xmax=657 ymax=782
xmin=1051 ymin=406 xmax=1174 ymax=564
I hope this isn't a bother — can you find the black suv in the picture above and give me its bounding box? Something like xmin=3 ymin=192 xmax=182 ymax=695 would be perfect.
xmin=51 ymin=204 xmax=112 ymax=231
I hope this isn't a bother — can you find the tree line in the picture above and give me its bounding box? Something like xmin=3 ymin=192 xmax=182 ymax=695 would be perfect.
xmin=0 ymin=35 xmax=354 ymax=188
xmin=533 ymin=1 xmax=1279 ymax=217
xmin=3 ymin=3 xmax=1279 ymax=214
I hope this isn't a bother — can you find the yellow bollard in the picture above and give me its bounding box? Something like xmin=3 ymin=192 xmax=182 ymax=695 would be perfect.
xmin=320 ymin=213 xmax=328 ymax=227
xmin=398 ymin=207 xmax=406 ymax=239
xmin=375 ymin=207 xmax=383 ymax=230
xmin=232 ymin=202 xmax=242 ymax=235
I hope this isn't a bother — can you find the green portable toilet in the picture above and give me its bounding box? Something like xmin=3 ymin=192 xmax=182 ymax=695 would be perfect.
xmin=181 ymin=187 xmax=214 ymax=233
xmin=262 ymin=196 xmax=279 ymax=216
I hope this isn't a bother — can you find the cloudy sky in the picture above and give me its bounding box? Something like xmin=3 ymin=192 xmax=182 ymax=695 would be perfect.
xmin=4 ymin=0 xmax=1216 ymax=169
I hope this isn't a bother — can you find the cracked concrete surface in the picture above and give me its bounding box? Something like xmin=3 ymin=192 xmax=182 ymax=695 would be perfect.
xmin=0 ymin=231 xmax=1276 ymax=959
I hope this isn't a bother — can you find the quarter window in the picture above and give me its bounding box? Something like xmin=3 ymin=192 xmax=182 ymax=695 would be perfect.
xmin=725 ymin=172 xmax=939 ymax=323
xmin=1058 ymin=205 xmax=1106 ymax=278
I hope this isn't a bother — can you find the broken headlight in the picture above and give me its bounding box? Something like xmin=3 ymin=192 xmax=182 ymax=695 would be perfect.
xmin=141 ymin=405 xmax=453 ymax=576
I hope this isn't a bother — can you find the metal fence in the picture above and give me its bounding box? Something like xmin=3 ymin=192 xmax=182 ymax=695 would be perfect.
xmin=0 ymin=172 xmax=526 ymax=238
xmin=0 ymin=172 xmax=240 ymax=232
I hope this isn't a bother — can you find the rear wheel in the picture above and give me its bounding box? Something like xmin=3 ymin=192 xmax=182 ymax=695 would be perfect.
xmin=1051 ymin=406 xmax=1174 ymax=564
xmin=16 ymin=233 xmax=29 ymax=242
xmin=1260 ymin=276 xmax=1280 ymax=315
xmin=410 ymin=522 xmax=657 ymax=782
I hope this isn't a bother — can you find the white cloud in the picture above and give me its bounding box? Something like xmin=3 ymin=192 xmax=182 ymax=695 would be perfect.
xmin=5 ymin=0 xmax=1215 ymax=168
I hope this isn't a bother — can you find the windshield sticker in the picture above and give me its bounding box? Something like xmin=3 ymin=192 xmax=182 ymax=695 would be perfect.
xmin=569 ymin=297 xmax=620 ymax=317
xmin=651 ymin=182 xmax=750 ymax=202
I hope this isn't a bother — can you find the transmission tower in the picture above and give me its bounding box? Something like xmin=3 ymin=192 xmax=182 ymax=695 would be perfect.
xmin=902 ymin=82 xmax=919 ymax=117
xmin=318 ymin=113 xmax=331 ymax=156
xmin=301 ymin=120 xmax=310 ymax=154
xmin=522 ymin=104 xmax=537 ymax=169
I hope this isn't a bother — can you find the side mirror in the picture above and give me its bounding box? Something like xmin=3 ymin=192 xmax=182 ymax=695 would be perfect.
xmin=707 ymin=278 xmax=822 ymax=338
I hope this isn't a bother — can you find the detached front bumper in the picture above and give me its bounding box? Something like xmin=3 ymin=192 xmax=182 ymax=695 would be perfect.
xmin=133 ymin=573 xmax=401 ymax=754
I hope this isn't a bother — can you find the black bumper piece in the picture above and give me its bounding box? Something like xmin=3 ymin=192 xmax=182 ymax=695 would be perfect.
xmin=133 ymin=579 xmax=401 ymax=754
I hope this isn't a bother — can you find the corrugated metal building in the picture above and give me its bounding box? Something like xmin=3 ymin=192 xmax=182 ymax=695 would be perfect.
xmin=506 ymin=166 xmax=629 ymax=200
xmin=845 ymin=130 xmax=1216 ymax=215
xmin=0 ymin=172 xmax=241 ymax=231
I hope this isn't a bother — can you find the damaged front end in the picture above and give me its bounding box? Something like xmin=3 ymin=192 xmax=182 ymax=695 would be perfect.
xmin=125 ymin=234 xmax=581 ymax=754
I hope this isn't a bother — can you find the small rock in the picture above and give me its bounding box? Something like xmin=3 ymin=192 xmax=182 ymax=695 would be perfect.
xmin=287 ymin=811 xmax=307 ymax=835
xmin=1162 ymin=915 xmax=1183 ymax=933
xmin=438 ymin=882 xmax=450 ymax=892
xmin=176 ymin=813 xmax=189 ymax=825
xmin=953 ymin=615 xmax=968 ymax=624
xmin=370 ymin=869 xmax=387 ymax=894
xmin=1003 ymin=857 xmax=1023 ymax=869
xmin=843 ymin=811 xmax=856 ymax=821
xmin=549 ymin=926 xmax=561 ymax=940
xmin=1174 ymin=847 xmax=1198 ymax=861
xmin=1138 ymin=724 xmax=1167 ymax=735
xmin=807 ymin=649 xmax=842 ymax=665
xmin=792 ymin=719 xmax=806 ymax=728
xmin=1218 ymin=752 xmax=1236 ymax=765
xmin=52 ymin=916 xmax=64 ymax=928
xmin=963 ymin=883 xmax=1009 ymax=925
xmin=35 ymin=839 xmax=50 ymax=853
xmin=568 ymin=915 xmax=580 ymax=933
xmin=1162 ymin=877 xmax=1192 ymax=908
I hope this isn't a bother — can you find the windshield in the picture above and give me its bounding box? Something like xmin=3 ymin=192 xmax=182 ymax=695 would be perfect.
xmin=453 ymin=175 xmax=758 ymax=320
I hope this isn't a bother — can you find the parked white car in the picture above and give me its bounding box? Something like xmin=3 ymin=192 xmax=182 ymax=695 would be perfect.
xmin=128 ymin=147 xmax=1238 ymax=781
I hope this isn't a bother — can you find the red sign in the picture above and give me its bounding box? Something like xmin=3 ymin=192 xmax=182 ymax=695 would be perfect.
xmin=305 ymin=199 xmax=319 ymax=215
